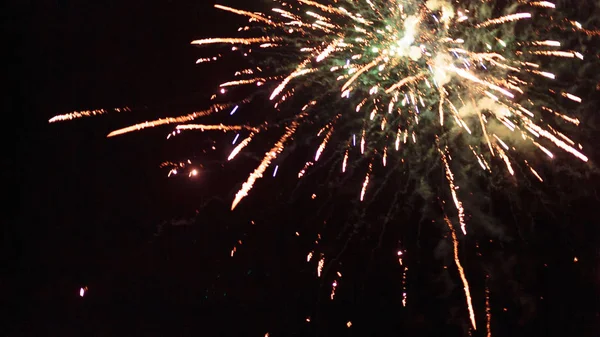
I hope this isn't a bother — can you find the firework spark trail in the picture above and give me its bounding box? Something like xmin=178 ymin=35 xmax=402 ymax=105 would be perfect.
xmin=106 ymin=104 xmax=231 ymax=137
xmin=439 ymin=148 xmax=467 ymax=235
xmin=190 ymin=37 xmax=279 ymax=45
xmin=214 ymin=4 xmax=275 ymax=26
xmin=49 ymin=107 xmax=131 ymax=123
xmin=444 ymin=216 xmax=477 ymax=330
xmin=176 ymin=124 xmax=261 ymax=132
xmin=228 ymin=133 xmax=255 ymax=160
xmin=231 ymin=117 xmax=303 ymax=210
xmin=486 ymin=284 xmax=492 ymax=337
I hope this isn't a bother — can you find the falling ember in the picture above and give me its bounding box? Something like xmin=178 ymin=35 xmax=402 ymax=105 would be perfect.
xmin=360 ymin=163 xmax=372 ymax=201
xmin=330 ymin=280 xmax=338 ymax=300
xmin=486 ymin=285 xmax=492 ymax=337
xmin=342 ymin=149 xmax=349 ymax=173
xmin=317 ymin=256 xmax=325 ymax=277
xmin=440 ymin=149 xmax=467 ymax=235
xmin=444 ymin=216 xmax=477 ymax=330
xmin=346 ymin=321 xmax=352 ymax=328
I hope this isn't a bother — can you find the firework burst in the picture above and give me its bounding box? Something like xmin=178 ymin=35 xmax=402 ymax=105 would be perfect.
xmin=51 ymin=0 xmax=595 ymax=332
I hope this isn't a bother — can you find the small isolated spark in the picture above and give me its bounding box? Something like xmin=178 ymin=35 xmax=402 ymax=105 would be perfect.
xmin=79 ymin=286 xmax=88 ymax=297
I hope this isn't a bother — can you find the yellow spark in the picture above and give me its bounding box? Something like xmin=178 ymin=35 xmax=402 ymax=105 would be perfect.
xmin=529 ymin=1 xmax=556 ymax=8
xmin=342 ymin=149 xmax=349 ymax=172
xmin=220 ymin=78 xmax=268 ymax=87
xmin=383 ymin=147 xmax=387 ymax=167
xmin=341 ymin=56 xmax=384 ymax=92
xmin=561 ymin=92 xmax=582 ymax=103
xmin=231 ymin=119 xmax=301 ymax=210
xmin=440 ymin=149 xmax=468 ymax=235
xmin=191 ymin=37 xmax=277 ymax=45
xmin=214 ymin=4 xmax=275 ymax=25
xmin=360 ymin=163 xmax=372 ymax=201
xmin=444 ymin=216 xmax=477 ymax=330
xmin=107 ymin=104 xmax=230 ymax=137
xmin=528 ymin=123 xmax=587 ymax=161
xmin=228 ymin=133 xmax=255 ymax=161
xmin=317 ymin=256 xmax=325 ymax=277
xmin=270 ymin=68 xmax=317 ymax=100
xmin=49 ymin=107 xmax=130 ymax=123
xmin=527 ymin=50 xmax=576 ymax=58
xmin=476 ymin=13 xmax=532 ymax=28
xmin=176 ymin=124 xmax=260 ymax=132
xmin=385 ymin=74 xmax=425 ymax=94
xmin=360 ymin=130 xmax=366 ymax=154
xmin=316 ymin=39 xmax=342 ymax=62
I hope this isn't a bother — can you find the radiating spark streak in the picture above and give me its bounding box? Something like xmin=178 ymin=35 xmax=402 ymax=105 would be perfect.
xmin=307 ymin=251 xmax=313 ymax=262
xmin=315 ymin=117 xmax=339 ymax=161
xmin=440 ymin=149 xmax=467 ymax=235
xmin=220 ymin=78 xmax=268 ymax=87
xmin=228 ymin=133 xmax=255 ymax=161
xmin=534 ymin=141 xmax=555 ymax=158
xmin=231 ymin=119 xmax=301 ymax=210
xmin=476 ymin=13 xmax=532 ymax=28
xmin=562 ymin=92 xmax=582 ymax=103
xmin=360 ymin=163 xmax=372 ymax=201
xmin=298 ymin=0 xmax=347 ymax=16
xmin=49 ymin=107 xmax=130 ymax=123
xmin=449 ymin=66 xmax=514 ymax=98
xmin=316 ymin=39 xmax=342 ymax=62
xmin=385 ymin=74 xmax=425 ymax=94
xmin=107 ymin=104 xmax=230 ymax=137
xmin=444 ymin=216 xmax=477 ymax=330
xmin=270 ymin=68 xmax=317 ymax=100
xmin=495 ymin=145 xmax=514 ymax=175
xmin=214 ymin=4 xmax=275 ymax=25
xmin=342 ymin=56 xmax=384 ymax=92
xmin=360 ymin=130 xmax=366 ymax=154
xmin=176 ymin=124 xmax=260 ymax=132
xmin=527 ymin=123 xmax=587 ymax=161
xmin=529 ymin=1 xmax=555 ymax=8
xmin=342 ymin=149 xmax=348 ymax=172
xmin=527 ymin=50 xmax=575 ymax=58
xmin=191 ymin=37 xmax=278 ymax=45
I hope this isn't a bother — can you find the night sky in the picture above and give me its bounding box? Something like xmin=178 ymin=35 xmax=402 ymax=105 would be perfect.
xmin=8 ymin=0 xmax=600 ymax=336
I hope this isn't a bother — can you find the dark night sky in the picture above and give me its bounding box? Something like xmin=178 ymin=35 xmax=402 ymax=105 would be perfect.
xmin=7 ymin=0 xmax=600 ymax=336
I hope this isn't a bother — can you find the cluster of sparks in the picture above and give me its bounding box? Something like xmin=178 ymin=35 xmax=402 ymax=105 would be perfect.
xmin=52 ymin=0 xmax=594 ymax=333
